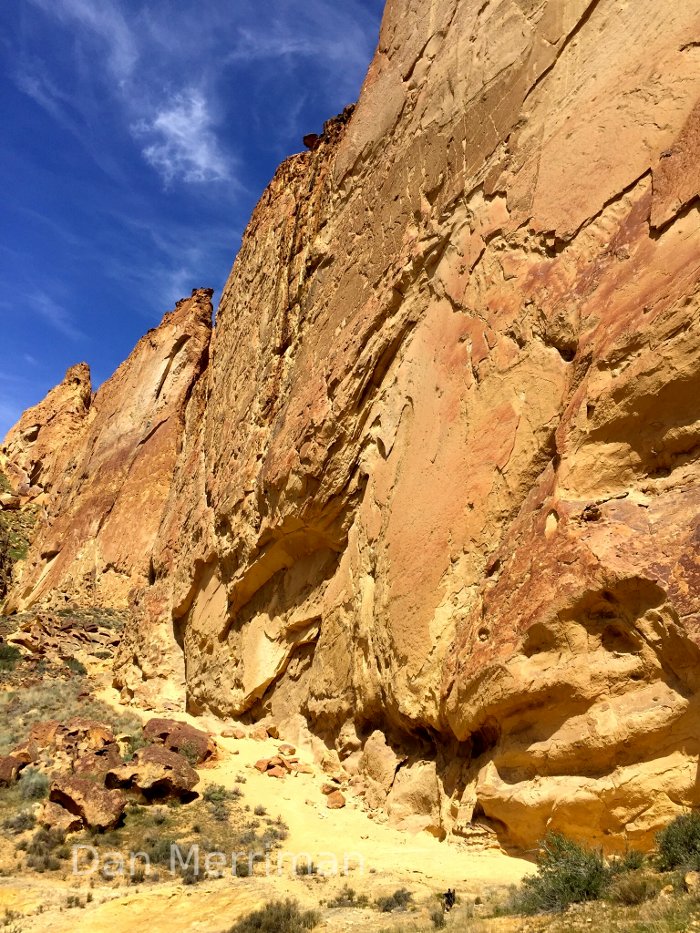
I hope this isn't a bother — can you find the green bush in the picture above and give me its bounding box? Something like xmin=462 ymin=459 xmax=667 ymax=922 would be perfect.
xmin=607 ymin=871 xmax=663 ymax=905
xmin=18 ymin=768 xmax=49 ymax=801
xmin=326 ymin=885 xmax=369 ymax=909
xmin=513 ymin=833 xmax=608 ymax=914
xmin=228 ymin=898 xmax=320 ymax=932
xmin=20 ymin=827 xmax=66 ymax=872
xmin=608 ymin=849 xmax=645 ymax=875
xmin=65 ymin=657 xmax=87 ymax=676
xmin=0 ymin=644 xmax=21 ymax=672
xmin=657 ymin=812 xmax=700 ymax=871
xmin=2 ymin=810 xmax=36 ymax=835
xmin=375 ymin=888 xmax=413 ymax=912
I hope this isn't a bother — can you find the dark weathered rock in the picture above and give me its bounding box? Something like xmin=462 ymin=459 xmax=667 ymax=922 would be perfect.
xmin=143 ymin=718 xmax=215 ymax=763
xmin=106 ymin=745 xmax=199 ymax=800
xmin=0 ymin=756 xmax=23 ymax=787
xmin=74 ymin=744 xmax=123 ymax=777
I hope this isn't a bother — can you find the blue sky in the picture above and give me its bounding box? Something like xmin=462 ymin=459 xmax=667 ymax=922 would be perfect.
xmin=0 ymin=0 xmax=384 ymax=437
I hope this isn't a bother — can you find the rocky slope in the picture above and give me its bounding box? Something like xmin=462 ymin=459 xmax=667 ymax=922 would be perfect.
xmin=5 ymin=0 xmax=700 ymax=853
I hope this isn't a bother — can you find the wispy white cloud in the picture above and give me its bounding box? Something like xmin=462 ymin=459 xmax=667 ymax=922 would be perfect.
xmin=29 ymin=292 xmax=84 ymax=341
xmin=134 ymin=88 xmax=231 ymax=185
xmin=27 ymin=0 xmax=137 ymax=82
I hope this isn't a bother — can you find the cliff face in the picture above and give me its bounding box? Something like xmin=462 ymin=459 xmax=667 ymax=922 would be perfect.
xmin=1 ymin=363 xmax=92 ymax=495
xmin=8 ymin=0 xmax=700 ymax=852
xmin=113 ymin=0 xmax=700 ymax=850
xmin=5 ymin=290 xmax=212 ymax=613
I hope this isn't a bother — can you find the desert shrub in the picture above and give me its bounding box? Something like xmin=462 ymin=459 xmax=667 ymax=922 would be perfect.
xmin=375 ymin=888 xmax=413 ymax=912
xmin=430 ymin=908 xmax=446 ymax=928
xmin=608 ymin=849 xmax=645 ymax=875
xmin=65 ymin=657 xmax=87 ymax=676
xmin=2 ymin=810 xmax=35 ymax=835
xmin=0 ymin=645 xmax=21 ymax=672
xmin=512 ymin=833 xmax=608 ymax=914
xmin=20 ymin=827 xmax=66 ymax=872
xmin=18 ymin=768 xmax=49 ymax=800
xmin=202 ymin=784 xmax=239 ymax=822
xmin=326 ymin=885 xmax=369 ymax=909
xmin=147 ymin=835 xmax=184 ymax=865
xmin=203 ymin=784 xmax=229 ymax=804
xmin=254 ymin=804 xmax=266 ymax=816
xmin=228 ymin=898 xmax=320 ymax=932
xmin=180 ymin=863 xmax=203 ymax=886
xmin=179 ymin=742 xmax=199 ymax=766
xmin=657 ymin=812 xmax=700 ymax=871
xmin=607 ymin=871 xmax=664 ymax=905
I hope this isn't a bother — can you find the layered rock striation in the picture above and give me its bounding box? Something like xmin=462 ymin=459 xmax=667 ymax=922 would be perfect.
xmin=7 ymin=0 xmax=700 ymax=852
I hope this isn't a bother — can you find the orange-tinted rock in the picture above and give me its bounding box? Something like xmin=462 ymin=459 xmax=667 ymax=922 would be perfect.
xmin=50 ymin=776 xmax=126 ymax=831
xmin=1 ymin=363 xmax=91 ymax=493
xmin=5 ymin=289 xmax=213 ymax=614
xmin=222 ymin=727 xmax=246 ymax=740
xmin=74 ymin=744 xmax=123 ymax=777
xmin=249 ymin=726 xmax=270 ymax=742
xmin=267 ymin=766 xmax=287 ymax=779
xmin=0 ymin=756 xmax=23 ymax=786
xmin=38 ymin=801 xmax=83 ymax=834
xmin=6 ymin=0 xmax=700 ymax=855
xmin=326 ymin=790 xmax=346 ymax=810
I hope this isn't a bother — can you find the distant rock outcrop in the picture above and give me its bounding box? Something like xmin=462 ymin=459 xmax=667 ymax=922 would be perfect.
xmin=4 ymin=289 xmax=213 ymax=612
xmin=1 ymin=363 xmax=92 ymax=493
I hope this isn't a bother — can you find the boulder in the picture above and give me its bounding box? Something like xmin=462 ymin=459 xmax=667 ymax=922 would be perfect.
xmin=326 ymin=790 xmax=346 ymax=810
xmin=250 ymin=725 xmax=270 ymax=742
xmin=143 ymin=718 xmax=216 ymax=763
xmin=221 ymin=727 xmax=246 ymax=740
xmin=74 ymin=743 xmax=123 ymax=777
xmin=28 ymin=720 xmax=63 ymax=747
xmin=11 ymin=741 xmax=39 ymax=766
xmin=0 ymin=756 xmax=23 ymax=786
xmin=387 ymin=761 xmax=444 ymax=839
xmin=38 ymin=801 xmax=82 ymax=834
xmin=50 ymin=776 xmax=126 ymax=831
xmin=106 ymin=745 xmax=199 ymax=800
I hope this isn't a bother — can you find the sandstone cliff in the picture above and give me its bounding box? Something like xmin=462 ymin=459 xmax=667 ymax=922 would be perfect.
xmin=8 ymin=0 xmax=700 ymax=854
xmin=1 ymin=363 xmax=91 ymax=495
xmin=5 ymin=290 xmax=212 ymax=612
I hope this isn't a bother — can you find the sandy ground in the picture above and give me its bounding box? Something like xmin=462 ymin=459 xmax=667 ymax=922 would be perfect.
xmin=1 ymin=687 xmax=534 ymax=932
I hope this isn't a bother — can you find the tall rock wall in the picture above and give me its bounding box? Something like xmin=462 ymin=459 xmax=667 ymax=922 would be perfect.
xmin=7 ymin=0 xmax=700 ymax=852
xmin=5 ymin=290 xmax=213 ymax=612
xmin=114 ymin=0 xmax=700 ymax=852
